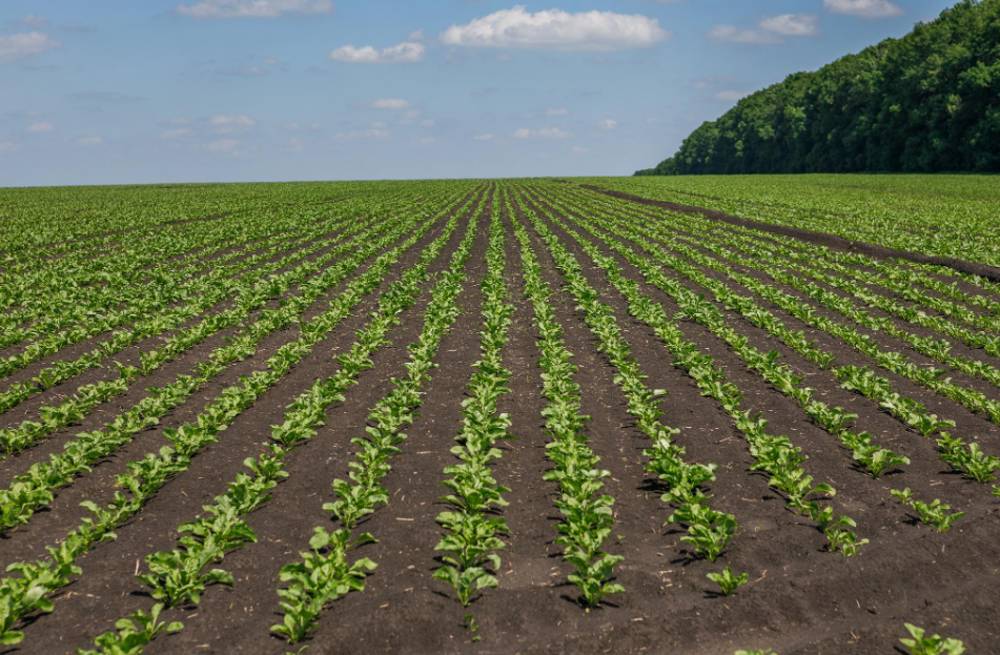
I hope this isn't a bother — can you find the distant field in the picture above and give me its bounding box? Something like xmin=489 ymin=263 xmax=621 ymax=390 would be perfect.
xmin=589 ymin=174 xmax=1000 ymax=268
xmin=0 ymin=179 xmax=997 ymax=654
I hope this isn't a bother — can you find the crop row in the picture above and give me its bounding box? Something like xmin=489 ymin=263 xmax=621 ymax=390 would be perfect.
xmin=0 ymin=187 xmax=479 ymax=647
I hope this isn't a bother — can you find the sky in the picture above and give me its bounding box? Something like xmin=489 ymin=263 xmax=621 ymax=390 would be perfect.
xmin=1 ymin=0 xmax=959 ymax=186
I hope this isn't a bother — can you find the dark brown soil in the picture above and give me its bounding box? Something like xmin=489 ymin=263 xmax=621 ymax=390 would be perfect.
xmin=3 ymin=182 xmax=998 ymax=655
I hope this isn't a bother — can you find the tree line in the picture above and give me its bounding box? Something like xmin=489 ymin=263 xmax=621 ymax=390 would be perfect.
xmin=637 ymin=0 xmax=1000 ymax=175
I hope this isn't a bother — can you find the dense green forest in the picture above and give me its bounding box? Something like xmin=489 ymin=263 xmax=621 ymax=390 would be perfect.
xmin=637 ymin=0 xmax=1000 ymax=175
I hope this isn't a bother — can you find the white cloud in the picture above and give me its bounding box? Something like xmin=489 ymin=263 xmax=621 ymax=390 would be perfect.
xmin=0 ymin=141 xmax=17 ymax=153
xmin=419 ymin=118 xmax=435 ymax=128
xmin=177 ymin=0 xmax=332 ymax=18
xmin=598 ymin=118 xmax=617 ymax=130
xmin=513 ymin=127 xmax=570 ymax=140
xmin=710 ymin=14 xmax=817 ymax=44
xmin=75 ymin=135 xmax=103 ymax=146
xmin=417 ymin=136 xmax=435 ymax=145
xmin=824 ymin=0 xmax=902 ymax=18
xmin=371 ymin=98 xmax=409 ymax=110
xmin=441 ymin=5 xmax=668 ymax=51
xmin=0 ymin=31 xmax=58 ymax=62
xmin=759 ymin=14 xmax=817 ymax=36
xmin=209 ymin=114 xmax=255 ymax=132
xmin=545 ymin=107 xmax=569 ymax=116
xmin=571 ymin=145 xmax=588 ymax=154
xmin=27 ymin=121 xmax=54 ymax=133
xmin=205 ymin=138 xmax=240 ymax=152
xmin=715 ymin=90 xmax=747 ymax=102
xmin=473 ymin=133 xmax=495 ymax=141
xmin=408 ymin=30 xmax=425 ymax=41
xmin=161 ymin=127 xmax=194 ymax=140
xmin=330 ymin=41 xmax=425 ymax=64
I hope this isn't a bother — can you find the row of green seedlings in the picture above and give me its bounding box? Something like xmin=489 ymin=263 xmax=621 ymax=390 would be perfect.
xmin=84 ymin=192 xmax=483 ymax=654
xmin=0 ymin=188 xmax=426 ymax=389
xmin=676 ymin=224 xmax=1000 ymax=487
xmin=0 ymin=195 xmax=461 ymax=533
xmin=839 ymin=367 xmax=1000 ymax=500
xmin=594 ymin=206 xmax=970 ymax=531
xmin=0 ymin=198 xmax=339 ymax=351
xmin=433 ymin=194 xmax=514 ymax=609
xmin=510 ymin=207 xmax=624 ymax=607
xmin=722 ymin=211 xmax=1000 ymax=332
xmin=61 ymin=196 xmax=476 ymax=652
xmin=567 ymin=188 xmax=999 ymax=496
xmin=0 ymin=192 xmax=475 ymax=647
xmin=697 ymin=229 xmax=1000 ymax=424
xmin=546 ymin=187 xmax=978 ymax=526
xmin=0 ymin=195 xmax=255 ymax=300
xmin=0 ymin=182 xmax=382 ymax=322
xmin=706 ymin=225 xmax=1000 ymax=385
xmin=0 ymin=186 xmax=442 ymax=439
xmin=0 ymin=208 xmax=265 ymax=347
xmin=755 ymin=231 xmax=998 ymax=338
xmin=269 ymin=195 xmax=484 ymax=644
xmin=0 ymin=198 xmax=373 ymax=416
xmin=714 ymin=211 xmax=1000 ymax=332
xmin=0 ymin=226 xmax=247 ymax=348
xmin=513 ymin=195 xmax=746 ymax=594
xmin=582 ymin=187 xmax=1000 ymax=366
xmin=533 ymin=192 xmax=952 ymax=517
xmin=0 ymin=205 xmax=387 ymax=457
xmin=0 ymin=205 xmax=307 ymax=378
xmin=902 ymin=257 xmax=1000 ymax=309
xmin=823 ymin=234 xmax=1000 ymax=318
xmin=0 ymin=206 xmax=293 ymax=323
xmin=518 ymin=192 xmax=865 ymax=556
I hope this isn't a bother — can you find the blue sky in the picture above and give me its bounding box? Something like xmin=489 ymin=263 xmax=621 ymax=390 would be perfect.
xmin=1 ymin=0 xmax=957 ymax=186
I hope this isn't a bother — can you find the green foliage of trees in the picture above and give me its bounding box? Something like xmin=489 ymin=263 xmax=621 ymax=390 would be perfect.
xmin=639 ymin=0 xmax=1000 ymax=175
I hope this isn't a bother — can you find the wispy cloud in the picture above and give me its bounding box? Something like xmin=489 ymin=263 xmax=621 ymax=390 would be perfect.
xmin=330 ymin=41 xmax=424 ymax=63
xmin=710 ymin=14 xmax=817 ymax=44
xmin=513 ymin=127 xmax=571 ymax=140
xmin=0 ymin=31 xmax=58 ymax=62
xmin=209 ymin=114 xmax=255 ymax=133
xmin=598 ymin=118 xmax=618 ymax=130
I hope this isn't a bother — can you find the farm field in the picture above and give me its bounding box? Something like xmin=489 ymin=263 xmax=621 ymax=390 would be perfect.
xmin=0 ymin=178 xmax=998 ymax=654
